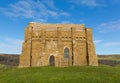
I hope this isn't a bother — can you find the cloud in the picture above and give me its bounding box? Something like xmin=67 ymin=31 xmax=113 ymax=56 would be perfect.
xmin=97 ymin=20 xmax=120 ymax=33
xmin=103 ymin=42 xmax=120 ymax=47
xmin=0 ymin=0 xmax=70 ymax=22
xmin=69 ymin=0 xmax=104 ymax=7
xmin=94 ymin=40 xmax=102 ymax=45
xmin=60 ymin=12 xmax=70 ymax=17
xmin=0 ymin=37 xmax=23 ymax=54
xmin=42 ymin=0 xmax=56 ymax=9
xmin=61 ymin=21 xmax=72 ymax=24
xmin=81 ymin=0 xmax=98 ymax=6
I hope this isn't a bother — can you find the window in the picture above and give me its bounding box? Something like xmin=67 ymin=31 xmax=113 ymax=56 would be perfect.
xmin=64 ymin=47 xmax=70 ymax=59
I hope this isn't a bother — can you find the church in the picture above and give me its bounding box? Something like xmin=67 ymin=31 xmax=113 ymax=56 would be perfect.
xmin=19 ymin=22 xmax=98 ymax=67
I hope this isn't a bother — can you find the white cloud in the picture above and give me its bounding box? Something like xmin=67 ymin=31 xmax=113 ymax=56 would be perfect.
xmin=34 ymin=18 xmax=47 ymax=23
xmin=60 ymin=12 xmax=70 ymax=17
xmin=61 ymin=21 xmax=72 ymax=24
xmin=94 ymin=40 xmax=102 ymax=45
xmin=81 ymin=0 xmax=98 ymax=6
xmin=42 ymin=0 xmax=56 ymax=9
xmin=0 ymin=37 xmax=23 ymax=54
xmin=0 ymin=0 xmax=70 ymax=22
xmin=103 ymin=42 xmax=120 ymax=47
xmin=97 ymin=20 xmax=120 ymax=33
xmin=69 ymin=0 xmax=104 ymax=7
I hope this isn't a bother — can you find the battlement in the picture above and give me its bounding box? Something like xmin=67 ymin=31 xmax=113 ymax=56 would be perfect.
xmin=28 ymin=22 xmax=85 ymax=31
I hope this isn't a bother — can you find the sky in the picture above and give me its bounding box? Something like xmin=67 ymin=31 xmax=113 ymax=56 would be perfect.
xmin=0 ymin=0 xmax=120 ymax=55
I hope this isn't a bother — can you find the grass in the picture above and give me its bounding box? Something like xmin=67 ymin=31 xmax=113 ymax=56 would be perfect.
xmin=98 ymin=55 xmax=120 ymax=61
xmin=0 ymin=66 xmax=120 ymax=83
xmin=98 ymin=55 xmax=120 ymax=66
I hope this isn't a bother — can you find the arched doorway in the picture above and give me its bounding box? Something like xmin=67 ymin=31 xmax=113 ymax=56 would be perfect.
xmin=49 ymin=55 xmax=55 ymax=66
xmin=64 ymin=47 xmax=70 ymax=64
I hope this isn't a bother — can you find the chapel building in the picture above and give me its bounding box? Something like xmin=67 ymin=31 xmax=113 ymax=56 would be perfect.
xmin=19 ymin=22 xmax=98 ymax=67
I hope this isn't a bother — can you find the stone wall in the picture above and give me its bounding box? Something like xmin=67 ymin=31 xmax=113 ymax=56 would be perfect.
xmin=19 ymin=23 xmax=98 ymax=67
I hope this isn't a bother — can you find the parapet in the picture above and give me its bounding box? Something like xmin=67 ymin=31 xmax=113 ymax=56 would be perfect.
xmin=27 ymin=22 xmax=85 ymax=31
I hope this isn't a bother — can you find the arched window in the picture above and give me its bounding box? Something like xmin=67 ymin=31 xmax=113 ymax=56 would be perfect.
xmin=64 ymin=47 xmax=70 ymax=59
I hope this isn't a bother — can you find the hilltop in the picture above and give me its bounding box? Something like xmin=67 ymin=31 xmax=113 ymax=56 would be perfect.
xmin=0 ymin=54 xmax=120 ymax=67
xmin=0 ymin=54 xmax=19 ymax=67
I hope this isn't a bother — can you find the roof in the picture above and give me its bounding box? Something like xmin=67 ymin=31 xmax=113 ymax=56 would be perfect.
xmin=28 ymin=22 xmax=85 ymax=31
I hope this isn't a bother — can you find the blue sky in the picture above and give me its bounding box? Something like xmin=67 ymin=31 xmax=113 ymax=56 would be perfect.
xmin=0 ymin=0 xmax=120 ymax=54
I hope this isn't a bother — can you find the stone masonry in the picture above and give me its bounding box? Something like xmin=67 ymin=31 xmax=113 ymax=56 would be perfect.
xmin=19 ymin=22 xmax=98 ymax=67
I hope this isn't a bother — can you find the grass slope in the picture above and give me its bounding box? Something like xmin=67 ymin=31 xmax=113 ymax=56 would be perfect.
xmin=98 ymin=55 xmax=120 ymax=61
xmin=0 ymin=54 xmax=19 ymax=67
xmin=98 ymin=55 xmax=120 ymax=66
xmin=0 ymin=66 xmax=120 ymax=83
xmin=0 ymin=54 xmax=120 ymax=66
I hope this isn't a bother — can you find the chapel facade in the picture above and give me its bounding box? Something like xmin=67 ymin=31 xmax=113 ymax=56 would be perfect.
xmin=19 ymin=22 xmax=98 ymax=67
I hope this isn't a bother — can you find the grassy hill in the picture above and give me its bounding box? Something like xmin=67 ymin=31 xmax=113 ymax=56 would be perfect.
xmin=0 ymin=66 xmax=120 ymax=83
xmin=98 ymin=54 xmax=120 ymax=61
xmin=0 ymin=54 xmax=120 ymax=83
xmin=98 ymin=55 xmax=120 ymax=66
xmin=0 ymin=54 xmax=19 ymax=67
xmin=0 ymin=54 xmax=120 ymax=67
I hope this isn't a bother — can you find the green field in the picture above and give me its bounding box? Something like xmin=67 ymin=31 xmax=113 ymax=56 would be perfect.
xmin=98 ymin=55 xmax=120 ymax=61
xmin=0 ymin=55 xmax=120 ymax=83
xmin=0 ymin=66 xmax=120 ymax=83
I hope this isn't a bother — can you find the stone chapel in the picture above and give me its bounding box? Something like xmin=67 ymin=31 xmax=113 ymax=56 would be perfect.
xmin=19 ymin=22 xmax=98 ymax=67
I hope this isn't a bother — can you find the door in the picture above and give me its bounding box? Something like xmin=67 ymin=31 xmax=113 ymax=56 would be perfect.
xmin=49 ymin=55 xmax=55 ymax=66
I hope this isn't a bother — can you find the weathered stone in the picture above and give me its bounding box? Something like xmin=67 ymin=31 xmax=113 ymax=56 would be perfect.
xmin=19 ymin=22 xmax=98 ymax=67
